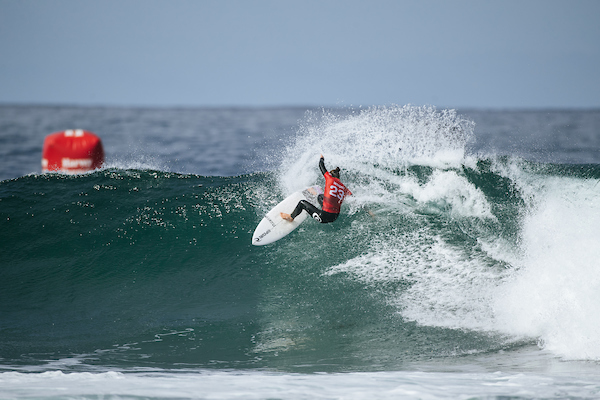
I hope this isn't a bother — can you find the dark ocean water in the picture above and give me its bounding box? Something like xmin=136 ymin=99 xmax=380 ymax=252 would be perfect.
xmin=1 ymin=104 xmax=600 ymax=399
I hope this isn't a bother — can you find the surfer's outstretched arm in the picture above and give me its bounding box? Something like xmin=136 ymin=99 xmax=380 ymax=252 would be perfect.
xmin=319 ymin=155 xmax=327 ymax=176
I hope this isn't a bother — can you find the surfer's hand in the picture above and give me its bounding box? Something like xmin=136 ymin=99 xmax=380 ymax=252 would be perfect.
xmin=320 ymin=154 xmax=324 ymax=159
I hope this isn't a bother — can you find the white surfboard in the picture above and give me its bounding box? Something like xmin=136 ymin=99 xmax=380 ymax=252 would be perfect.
xmin=252 ymin=185 xmax=322 ymax=245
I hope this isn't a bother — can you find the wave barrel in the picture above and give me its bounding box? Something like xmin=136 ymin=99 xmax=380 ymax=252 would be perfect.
xmin=42 ymin=130 xmax=105 ymax=173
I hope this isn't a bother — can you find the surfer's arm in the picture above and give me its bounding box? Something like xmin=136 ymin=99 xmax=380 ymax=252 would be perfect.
xmin=319 ymin=155 xmax=327 ymax=175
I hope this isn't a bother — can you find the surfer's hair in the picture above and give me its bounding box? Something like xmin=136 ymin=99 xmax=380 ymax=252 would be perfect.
xmin=330 ymin=167 xmax=340 ymax=179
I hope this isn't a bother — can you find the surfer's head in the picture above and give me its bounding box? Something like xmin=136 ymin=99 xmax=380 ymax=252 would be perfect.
xmin=330 ymin=167 xmax=340 ymax=179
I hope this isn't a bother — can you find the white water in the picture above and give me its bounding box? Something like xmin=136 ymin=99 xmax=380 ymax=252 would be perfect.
xmin=2 ymin=369 xmax=600 ymax=399
xmin=493 ymin=173 xmax=600 ymax=360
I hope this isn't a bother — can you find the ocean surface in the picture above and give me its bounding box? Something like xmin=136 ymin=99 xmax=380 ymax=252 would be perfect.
xmin=1 ymin=104 xmax=600 ymax=399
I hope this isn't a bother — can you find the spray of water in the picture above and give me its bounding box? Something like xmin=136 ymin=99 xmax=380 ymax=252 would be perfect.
xmin=278 ymin=105 xmax=475 ymax=194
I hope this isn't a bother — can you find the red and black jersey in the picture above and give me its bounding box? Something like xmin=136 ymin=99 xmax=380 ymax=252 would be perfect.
xmin=322 ymin=172 xmax=352 ymax=214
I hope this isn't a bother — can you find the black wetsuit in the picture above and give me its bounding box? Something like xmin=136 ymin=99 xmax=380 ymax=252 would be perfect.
xmin=289 ymin=158 xmax=340 ymax=224
xmin=290 ymin=194 xmax=338 ymax=223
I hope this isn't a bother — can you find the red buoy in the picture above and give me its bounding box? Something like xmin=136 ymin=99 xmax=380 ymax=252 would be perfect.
xmin=42 ymin=130 xmax=105 ymax=173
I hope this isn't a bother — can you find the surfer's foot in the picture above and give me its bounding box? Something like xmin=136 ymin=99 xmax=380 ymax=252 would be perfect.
xmin=280 ymin=213 xmax=294 ymax=222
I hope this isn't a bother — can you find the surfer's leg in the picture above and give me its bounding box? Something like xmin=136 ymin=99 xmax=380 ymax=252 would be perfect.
xmin=294 ymin=200 xmax=329 ymax=223
xmin=282 ymin=202 xmax=337 ymax=224
xmin=293 ymin=200 xmax=318 ymax=218
xmin=281 ymin=200 xmax=307 ymax=221
xmin=290 ymin=200 xmax=312 ymax=218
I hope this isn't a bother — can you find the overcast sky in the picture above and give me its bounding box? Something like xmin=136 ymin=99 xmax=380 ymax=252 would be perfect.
xmin=0 ymin=0 xmax=598 ymax=109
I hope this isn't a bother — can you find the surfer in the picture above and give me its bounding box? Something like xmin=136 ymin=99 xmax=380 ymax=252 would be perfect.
xmin=281 ymin=155 xmax=352 ymax=224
